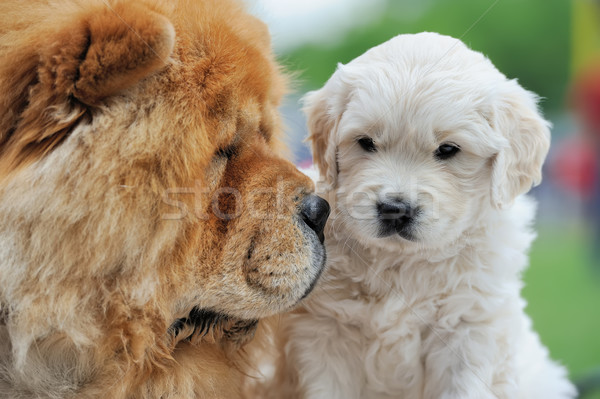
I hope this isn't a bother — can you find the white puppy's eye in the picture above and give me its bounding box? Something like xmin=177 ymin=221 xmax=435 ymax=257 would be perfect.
xmin=434 ymin=143 xmax=460 ymax=160
xmin=357 ymin=136 xmax=377 ymax=152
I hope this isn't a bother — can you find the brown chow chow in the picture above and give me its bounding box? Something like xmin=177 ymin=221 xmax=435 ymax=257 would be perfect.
xmin=0 ymin=0 xmax=329 ymax=397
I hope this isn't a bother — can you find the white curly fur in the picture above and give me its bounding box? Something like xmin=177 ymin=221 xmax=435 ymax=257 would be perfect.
xmin=281 ymin=33 xmax=577 ymax=399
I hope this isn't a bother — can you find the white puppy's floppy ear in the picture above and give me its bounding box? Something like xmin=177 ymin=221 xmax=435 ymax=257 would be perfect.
xmin=489 ymin=80 xmax=551 ymax=208
xmin=303 ymin=86 xmax=340 ymax=189
xmin=304 ymin=63 xmax=354 ymax=189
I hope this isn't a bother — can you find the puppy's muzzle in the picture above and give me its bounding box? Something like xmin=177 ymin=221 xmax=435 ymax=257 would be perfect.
xmin=300 ymin=195 xmax=330 ymax=243
xmin=377 ymin=199 xmax=419 ymax=239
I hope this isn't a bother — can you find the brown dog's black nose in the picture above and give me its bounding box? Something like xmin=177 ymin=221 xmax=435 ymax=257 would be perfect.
xmin=300 ymin=195 xmax=330 ymax=242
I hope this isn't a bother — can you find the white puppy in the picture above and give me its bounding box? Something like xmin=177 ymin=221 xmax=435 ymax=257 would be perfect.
xmin=277 ymin=33 xmax=577 ymax=399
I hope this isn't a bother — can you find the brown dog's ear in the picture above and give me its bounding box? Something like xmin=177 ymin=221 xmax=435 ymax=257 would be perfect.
xmin=68 ymin=3 xmax=175 ymax=105
xmin=489 ymin=81 xmax=551 ymax=208
xmin=0 ymin=1 xmax=174 ymax=178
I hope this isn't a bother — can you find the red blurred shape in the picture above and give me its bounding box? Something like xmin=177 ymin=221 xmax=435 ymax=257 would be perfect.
xmin=571 ymin=62 xmax=600 ymax=132
xmin=550 ymin=137 xmax=598 ymax=199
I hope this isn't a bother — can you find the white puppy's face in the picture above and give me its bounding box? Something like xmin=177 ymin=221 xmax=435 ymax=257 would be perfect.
xmin=306 ymin=33 xmax=550 ymax=250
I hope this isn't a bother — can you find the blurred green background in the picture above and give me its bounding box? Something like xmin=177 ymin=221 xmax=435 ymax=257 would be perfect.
xmin=284 ymin=0 xmax=570 ymax=113
xmin=252 ymin=0 xmax=600 ymax=396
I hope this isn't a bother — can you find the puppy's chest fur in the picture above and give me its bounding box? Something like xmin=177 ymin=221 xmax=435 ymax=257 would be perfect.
xmin=309 ymin=241 xmax=466 ymax=330
xmin=306 ymin=234 xmax=506 ymax=398
xmin=303 ymin=256 xmax=456 ymax=394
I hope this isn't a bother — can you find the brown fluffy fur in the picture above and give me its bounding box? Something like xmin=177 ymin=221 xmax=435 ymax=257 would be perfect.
xmin=0 ymin=1 xmax=323 ymax=397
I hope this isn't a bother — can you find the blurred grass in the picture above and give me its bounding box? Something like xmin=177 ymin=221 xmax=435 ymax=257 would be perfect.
xmin=524 ymin=225 xmax=600 ymax=398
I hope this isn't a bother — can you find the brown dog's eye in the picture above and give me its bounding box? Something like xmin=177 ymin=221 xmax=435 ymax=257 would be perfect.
xmin=357 ymin=136 xmax=377 ymax=152
xmin=434 ymin=143 xmax=460 ymax=160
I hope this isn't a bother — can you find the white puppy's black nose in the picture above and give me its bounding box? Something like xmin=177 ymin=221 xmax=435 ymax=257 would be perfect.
xmin=377 ymin=200 xmax=417 ymax=238
xmin=300 ymin=195 xmax=330 ymax=243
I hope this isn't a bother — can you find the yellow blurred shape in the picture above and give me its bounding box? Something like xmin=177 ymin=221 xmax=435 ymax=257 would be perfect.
xmin=572 ymin=0 xmax=600 ymax=75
